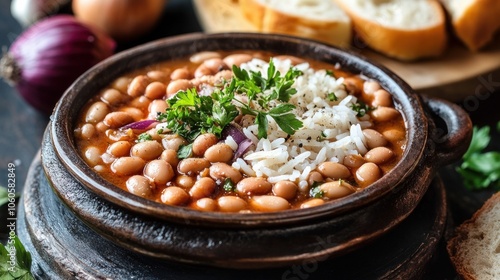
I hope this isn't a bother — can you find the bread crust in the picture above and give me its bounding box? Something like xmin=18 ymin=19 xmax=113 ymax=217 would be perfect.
xmin=336 ymin=0 xmax=448 ymax=61
xmin=447 ymin=191 xmax=500 ymax=280
xmin=239 ymin=0 xmax=352 ymax=48
xmin=447 ymin=0 xmax=500 ymax=51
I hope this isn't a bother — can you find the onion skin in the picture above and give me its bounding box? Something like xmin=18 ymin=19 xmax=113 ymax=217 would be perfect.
xmin=72 ymin=0 xmax=166 ymax=42
xmin=0 ymin=15 xmax=116 ymax=114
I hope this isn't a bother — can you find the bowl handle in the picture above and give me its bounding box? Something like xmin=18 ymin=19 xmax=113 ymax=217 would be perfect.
xmin=421 ymin=95 xmax=473 ymax=166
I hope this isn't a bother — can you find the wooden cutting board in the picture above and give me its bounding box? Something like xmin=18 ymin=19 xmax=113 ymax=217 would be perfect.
xmin=193 ymin=0 xmax=500 ymax=101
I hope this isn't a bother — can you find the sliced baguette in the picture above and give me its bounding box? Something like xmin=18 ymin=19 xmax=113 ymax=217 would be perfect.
xmin=239 ymin=0 xmax=352 ymax=48
xmin=447 ymin=192 xmax=500 ymax=280
xmin=440 ymin=0 xmax=500 ymax=51
xmin=335 ymin=0 xmax=448 ymax=61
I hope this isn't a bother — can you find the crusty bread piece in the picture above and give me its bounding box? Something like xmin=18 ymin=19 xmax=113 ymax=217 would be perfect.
xmin=440 ymin=0 xmax=500 ymax=51
xmin=239 ymin=0 xmax=352 ymax=48
xmin=447 ymin=192 xmax=500 ymax=280
xmin=335 ymin=0 xmax=448 ymax=61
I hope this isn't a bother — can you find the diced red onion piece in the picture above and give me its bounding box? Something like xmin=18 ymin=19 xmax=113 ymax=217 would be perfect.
xmin=234 ymin=138 xmax=254 ymax=160
xmin=221 ymin=123 xmax=247 ymax=144
xmin=119 ymin=119 xmax=158 ymax=131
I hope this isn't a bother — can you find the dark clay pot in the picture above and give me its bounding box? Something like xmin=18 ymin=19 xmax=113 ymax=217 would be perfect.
xmin=47 ymin=33 xmax=472 ymax=268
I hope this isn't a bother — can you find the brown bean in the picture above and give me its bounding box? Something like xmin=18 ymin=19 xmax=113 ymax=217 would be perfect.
xmin=190 ymin=51 xmax=221 ymax=64
xmin=107 ymin=141 xmax=132 ymax=157
xmin=343 ymin=76 xmax=364 ymax=96
xmin=101 ymin=88 xmax=128 ymax=106
xmin=194 ymin=64 xmax=212 ymax=78
xmin=144 ymin=160 xmax=174 ymax=185
xmin=80 ymin=123 xmax=95 ymax=139
xmin=95 ymin=122 xmax=108 ymax=133
xmin=166 ymin=79 xmax=193 ymax=96
xmin=319 ymin=181 xmax=355 ymax=199
xmin=307 ymin=171 xmax=324 ymax=186
xmin=131 ymin=141 xmax=163 ymax=161
xmin=144 ymin=82 xmax=166 ymax=100
xmin=111 ymin=157 xmax=145 ymax=175
xmin=364 ymin=147 xmax=394 ymax=164
xmin=372 ymin=89 xmax=392 ymax=107
xmin=204 ymin=143 xmax=233 ymax=163
xmin=203 ymin=58 xmax=227 ymax=73
xmin=223 ymin=54 xmax=253 ymax=67
xmin=127 ymin=75 xmax=150 ymax=97
xmin=192 ymin=133 xmax=218 ymax=156
xmin=126 ymin=175 xmax=153 ymax=198
xmin=272 ymin=181 xmax=298 ymax=200
xmin=355 ymin=162 xmax=381 ymax=186
xmin=148 ymin=99 xmax=168 ymax=119
xmin=84 ymin=146 xmax=101 ymax=166
xmin=178 ymin=158 xmax=211 ymax=175
xmin=85 ymin=101 xmax=110 ymax=123
xmin=120 ymin=107 xmax=144 ymax=121
xmin=214 ymin=70 xmax=233 ymax=82
xmin=160 ymin=149 xmax=179 ymax=167
xmin=250 ymin=196 xmax=290 ymax=212
xmin=209 ymin=162 xmax=243 ymax=183
xmin=161 ymin=186 xmax=189 ymax=206
xmin=217 ymin=196 xmax=247 ymax=212
xmin=147 ymin=70 xmax=168 ymax=82
xmin=363 ymin=80 xmax=381 ymax=95
xmin=317 ymin=162 xmax=351 ymax=179
xmin=130 ymin=96 xmax=151 ymax=111
xmin=189 ymin=177 xmax=216 ymax=200
xmin=161 ymin=136 xmax=187 ymax=151
xmin=300 ymin=198 xmax=325 ymax=209
xmin=112 ymin=77 xmax=130 ymax=93
xmin=175 ymin=175 xmax=196 ymax=189
xmin=191 ymin=198 xmax=218 ymax=211
xmin=170 ymin=68 xmax=191 ymax=80
xmin=382 ymin=129 xmax=405 ymax=142
xmin=370 ymin=107 xmax=400 ymax=122
xmin=103 ymin=112 xmax=134 ymax=128
xmin=236 ymin=177 xmax=272 ymax=195
xmin=343 ymin=154 xmax=365 ymax=168
xmin=363 ymin=129 xmax=388 ymax=149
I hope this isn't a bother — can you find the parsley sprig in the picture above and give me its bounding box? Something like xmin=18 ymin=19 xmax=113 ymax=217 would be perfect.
xmin=158 ymin=59 xmax=304 ymax=141
xmin=456 ymin=122 xmax=500 ymax=190
xmin=1 ymin=236 xmax=34 ymax=279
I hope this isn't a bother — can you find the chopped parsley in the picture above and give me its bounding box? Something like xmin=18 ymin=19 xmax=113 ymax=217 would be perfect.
xmin=309 ymin=182 xmax=324 ymax=198
xmin=223 ymin=178 xmax=235 ymax=192
xmin=327 ymin=92 xmax=338 ymax=102
xmin=325 ymin=69 xmax=335 ymax=77
xmin=0 ymin=235 xmax=34 ymax=279
xmin=158 ymin=59 xmax=304 ymax=141
xmin=136 ymin=133 xmax=153 ymax=143
xmin=177 ymin=143 xmax=193 ymax=159
xmin=351 ymin=101 xmax=374 ymax=117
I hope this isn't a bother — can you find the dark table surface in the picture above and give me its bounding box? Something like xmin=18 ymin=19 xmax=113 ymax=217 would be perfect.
xmin=1 ymin=0 xmax=499 ymax=278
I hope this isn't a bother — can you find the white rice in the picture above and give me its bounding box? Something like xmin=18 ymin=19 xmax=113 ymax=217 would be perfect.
xmin=234 ymin=58 xmax=372 ymax=183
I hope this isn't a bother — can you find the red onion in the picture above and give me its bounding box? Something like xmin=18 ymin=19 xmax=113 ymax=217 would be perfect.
xmin=119 ymin=120 xmax=158 ymax=131
xmin=0 ymin=15 xmax=116 ymax=114
xmin=234 ymin=138 xmax=254 ymax=160
xmin=221 ymin=124 xmax=248 ymax=145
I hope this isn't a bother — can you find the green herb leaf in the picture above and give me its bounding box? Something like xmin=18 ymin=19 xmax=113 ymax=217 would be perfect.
xmin=457 ymin=121 xmax=500 ymax=191
xmin=177 ymin=144 xmax=193 ymax=159
xmin=0 ymin=186 xmax=8 ymax=207
xmin=223 ymin=178 xmax=235 ymax=192
xmin=351 ymin=101 xmax=374 ymax=117
xmin=255 ymin=112 xmax=269 ymax=139
xmin=0 ymin=236 xmax=35 ymax=280
xmin=326 ymin=69 xmax=335 ymax=77
xmin=327 ymin=92 xmax=338 ymax=102
xmin=309 ymin=182 xmax=324 ymax=198
xmin=136 ymin=133 xmax=153 ymax=143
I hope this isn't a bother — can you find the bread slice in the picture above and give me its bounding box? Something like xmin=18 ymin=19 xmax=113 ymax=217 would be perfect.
xmin=239 ymin=0 xmax=352 ymax=48
xmin=440 ymin=0 xmax=500 ymax=51
xmin=447 ymin=192 xmax=500 ymax=280
xmin=335 ymin=0 xmax=448 ymax=61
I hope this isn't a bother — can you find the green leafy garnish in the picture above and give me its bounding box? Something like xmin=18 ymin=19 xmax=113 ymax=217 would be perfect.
xmin=350 ymin=101 xmax=374 ymax=117
xmin=136 ymin=133 xmax=153 ymax=143
xmin=456 ymin=122 xmax=500 ymax=190
xmin=158 ymin=59 xmax=304 ymax=141
xmin=327 ymin=92 xmax=338 ymax=102
xmin=0 ymin=186 xmax=8 ymax=207
xmin=177 ymin=144 xmax=193 ymax=159
xmin=326 ymin=69 xmax=335 ymax=77
xmin=309 ymin=182 xmax=324 ymax=198
xmin=223 ymin=178 xmax=235 ymax=192
xmin=0 ymin=236 xmax=34 ymax=279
